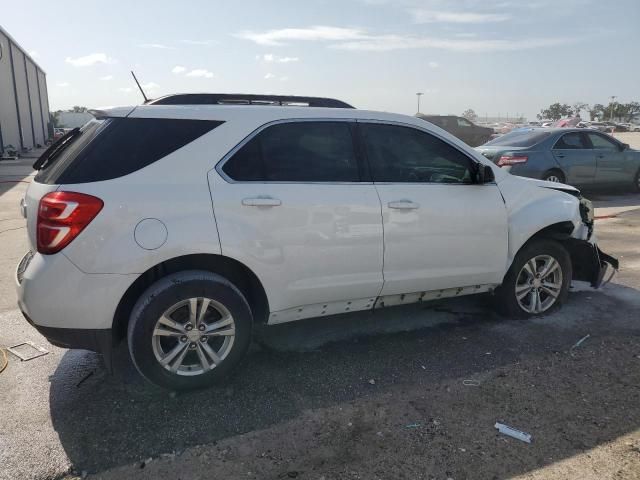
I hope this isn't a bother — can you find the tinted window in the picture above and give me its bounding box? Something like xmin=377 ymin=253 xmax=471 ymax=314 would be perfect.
xmin=361 ymin=123 xmax=473 ymax=183
xmin=223 ymin=122 xmax=359 ymax=182
xmin=35 ymin=118 xmax=222 ymax=184
xmin=484 ymin=130 xmax=551 ymax=147
xmin=554 ymin=132 xmax=587 ymax=150
xmin=588 ymin=133 xmax=618 ymax=150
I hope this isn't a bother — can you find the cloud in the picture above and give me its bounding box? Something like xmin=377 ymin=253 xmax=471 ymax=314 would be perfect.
xmin=264 ymin=73 xmax=276 ymax=79
xmin=186 ymin=69 xmax=214 ymax=78
xmin=118 ymin=87 xmax=133 ymax=93
xmin=332 ymin=34 xmax=571 ymax=52
xmin=180 ymin=39 xmax=217 ymax=46
xmin=141 ymin=82 xmax=160 ymax=90
xmin=138 ymin=43 xmax=175 ymax=49
xmin=428 ymin=61 xmax=439 ymax=68
xmin=257 ymin=53 xmax=300 ymax=63
xmin=238 ymin=24 xmax=574 ymax=53
xmin=280 ymin=76 xmax=289 ymax=82
xmin=172 ymin=65 xmax=186 ymax=74
xmin=56 ymin=82 xmax=70 ymax=87
xmin=65 ymin=53 xmax=115 ymax=67
xmin=236 ymin=26 xmax=365 ymax=46
xmin=409 ymin=9 xmax=511 ymax=23
xmin=99 ymin=75 xmax=113 ymax=81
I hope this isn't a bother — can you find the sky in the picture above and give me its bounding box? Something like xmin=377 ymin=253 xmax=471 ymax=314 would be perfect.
xmin=3 ymin=0 xmax=639 ymax=120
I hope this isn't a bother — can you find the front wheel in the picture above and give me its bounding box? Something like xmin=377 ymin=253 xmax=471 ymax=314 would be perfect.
xmin=633 ymin=169 xmax=640 ymax=193
xmin=127 ymin=270 xmax=253 ymax=390
xmin=494 ymin=239 xmax=572 ymax=318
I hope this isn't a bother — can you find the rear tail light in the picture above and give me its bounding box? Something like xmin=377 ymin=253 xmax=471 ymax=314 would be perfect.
xmin=497 ymin=155 xmax=528 ymax=167
xmin=37 ymin=192 xmax=103 ymax=254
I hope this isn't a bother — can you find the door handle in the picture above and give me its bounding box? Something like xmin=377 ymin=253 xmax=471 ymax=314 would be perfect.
xmin=388 ymin=200 xmax=419 ymax=210
xmin=241 ymin=196 xmax=282 ymax=207
xmin=555 ymin=153 xmax=566 ymax=158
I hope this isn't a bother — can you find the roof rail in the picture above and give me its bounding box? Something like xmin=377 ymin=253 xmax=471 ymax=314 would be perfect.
xmin=147 ymin=93 xmax=354 ymax=109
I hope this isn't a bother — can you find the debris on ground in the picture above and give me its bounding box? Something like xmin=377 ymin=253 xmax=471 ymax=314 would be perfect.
xmin=368 ymin=379 xmax=376 ymax=385
xmin=494 ymin=422 xmax=532 ymax=443
xmin=463 ymin=379 xmax=480 ymax=387
xmin=405 ymin=423 xmax=421 ymax=428
xmin=6 ymin=341 xmax=48 ymax=361
xmin=570 ymin=334 xmax=591 ymax=356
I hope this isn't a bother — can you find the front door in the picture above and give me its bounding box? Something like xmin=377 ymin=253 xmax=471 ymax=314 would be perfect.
xmin=587 ymin=132 xmax=628 ymax=185
xmin=209 ymin=120 xmax=384 ymax=317
xmin=551 ymin=132 xmax=595 ymax=187
xmin=358 ymin=122 xmax=508 ymax=296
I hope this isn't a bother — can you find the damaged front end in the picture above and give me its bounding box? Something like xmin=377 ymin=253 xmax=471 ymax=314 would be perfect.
xmin=566 ymin=196 xmax=619 ymax=288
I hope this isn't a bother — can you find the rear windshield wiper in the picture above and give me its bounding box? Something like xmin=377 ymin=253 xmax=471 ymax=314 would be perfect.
xmin=33 ymin=127 xmax=81 ymax=171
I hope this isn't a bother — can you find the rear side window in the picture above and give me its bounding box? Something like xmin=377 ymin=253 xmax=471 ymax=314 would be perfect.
xmin=35 ymin=118 xmax=222 ymax=184
xmin=222 ymin=121 xmax=359 ymax=182
xmin=485 ymin=130 xmax=551 ymax=147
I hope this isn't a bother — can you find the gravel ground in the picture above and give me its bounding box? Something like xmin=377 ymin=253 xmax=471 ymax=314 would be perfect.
xmin=1 ymin=156 xmax=639 ymax=480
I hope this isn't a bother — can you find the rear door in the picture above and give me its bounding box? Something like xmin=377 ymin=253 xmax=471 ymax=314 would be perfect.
xmin=359 ymin=121 xmax=507 ymax=296
xmin=209 ymin=120 xmax=384 ymax=320
xmin=587 ymin=132 xmax=628 ymax=185
xmin=551 ymin=132 xmax=595 ymax=186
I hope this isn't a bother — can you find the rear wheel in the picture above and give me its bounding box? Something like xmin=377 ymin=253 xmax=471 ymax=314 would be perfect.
xmin=542 ymin=169 xmax=565 ymax=183
xmin=633 ymin=169 xmax=640 ymax=192
xmin=495 ymin=239 xmax=571 ymax=318
xmin=127 ymin=270 xmax=252 ymax=390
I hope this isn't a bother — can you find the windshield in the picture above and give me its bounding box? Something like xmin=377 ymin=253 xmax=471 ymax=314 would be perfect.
xmin=484 ymin=130 xmax=552 ymax=148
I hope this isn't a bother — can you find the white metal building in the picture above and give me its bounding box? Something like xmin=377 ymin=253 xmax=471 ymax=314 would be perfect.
xmin=0 ymin=25 xmax=50 ymax=154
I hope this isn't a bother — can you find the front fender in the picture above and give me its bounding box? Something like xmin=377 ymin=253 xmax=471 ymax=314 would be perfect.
xmin=498 ymin=175 xmax=584 ymax=266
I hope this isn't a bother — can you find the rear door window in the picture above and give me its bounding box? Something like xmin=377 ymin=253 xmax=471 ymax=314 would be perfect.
xmin=35 ymin=118 xmax=222 ymax=184
xmin=553 ymin=132 xmax=588 ymax=150
xmin=222 ymin=121 xmax=359 ymax=182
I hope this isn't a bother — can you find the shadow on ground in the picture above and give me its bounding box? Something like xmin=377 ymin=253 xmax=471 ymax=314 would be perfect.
xmin=48 ymin=285 xmax=640 ymax=477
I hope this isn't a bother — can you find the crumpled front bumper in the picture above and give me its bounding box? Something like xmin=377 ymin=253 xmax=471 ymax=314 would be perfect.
xmin=565 ymin=238 xmax=619 ymax=288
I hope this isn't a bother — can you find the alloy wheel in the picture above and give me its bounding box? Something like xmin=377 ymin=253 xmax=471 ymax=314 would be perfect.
xmin=151 ymin=297 xmax=235 ymax=376
xmin=515 ymin=255 xmax=563 ymax=314
xmin=545 ymin=175 xmax=561 ymax=183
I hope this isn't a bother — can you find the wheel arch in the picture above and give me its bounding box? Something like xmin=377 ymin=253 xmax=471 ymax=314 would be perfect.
xmin=112 ymin=253 xmax=269 ymax=343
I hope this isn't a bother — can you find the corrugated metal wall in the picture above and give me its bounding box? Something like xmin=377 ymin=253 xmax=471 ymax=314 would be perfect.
xmin=0 ymin=27 xmax=49 ymax=154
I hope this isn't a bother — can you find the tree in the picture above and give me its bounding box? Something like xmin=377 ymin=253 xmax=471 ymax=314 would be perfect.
xmin=537 ymin=103 xmax=573 ymax=121
xmin=572 ymin=102 xmax=589 ymax=118
xmin=462 ymin=108 xmax=478 ymax=122
xmin=70 ymin=106 xmax=88 ymax=113
xmin=50 ymin=111 xmax=62 ymax=128
xmin=588 ymin=104 xmax=606 ymax=121
xmin=612 ymin=102 xmax=640 ymax=122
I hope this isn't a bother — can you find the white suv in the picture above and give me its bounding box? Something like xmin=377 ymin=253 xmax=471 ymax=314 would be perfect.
xmin=16 ymin=94 xmax=617 ymax=390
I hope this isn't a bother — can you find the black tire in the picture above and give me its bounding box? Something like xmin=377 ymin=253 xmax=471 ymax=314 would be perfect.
xmin=542 ymin=169 xmax=566 ymax=184
xmin=494 ymin=239 xmax=572 ymax=318
xmin=127 ymin=270 xmax=252 ymax=390
xmin=633 ymin=169 xmax=640 ymax=193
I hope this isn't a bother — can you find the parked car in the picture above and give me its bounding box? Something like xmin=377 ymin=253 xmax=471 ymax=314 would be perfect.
xmin=17 ymin=94 xmax=617 ymax=390
xmin=415 ymin=114 xmax=493 ymax=147
xmin=477 ymin=128 xmax=640 ymax=189
xmin=589 ymin=122 xmax=615 ymax=133
xmin=617 ymin=123 xmax=640 ymax=132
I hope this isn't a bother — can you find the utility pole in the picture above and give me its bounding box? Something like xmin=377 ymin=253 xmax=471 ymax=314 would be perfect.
xmin=416 ymin=92 xmax=424 ymax=114
xmin=609 ymin=95 xmax=617 ymax=121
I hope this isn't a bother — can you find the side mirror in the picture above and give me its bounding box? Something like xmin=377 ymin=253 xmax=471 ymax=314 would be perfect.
xmin=620 ymin=143 xmax=629 ymax=151
xmin=477 ymin=164 xmax=495 ymax=183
